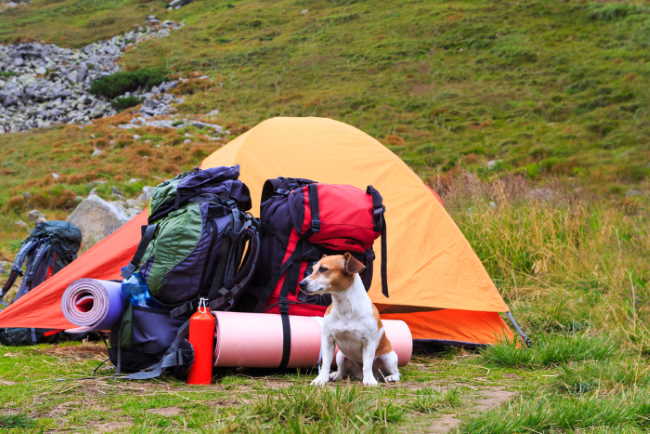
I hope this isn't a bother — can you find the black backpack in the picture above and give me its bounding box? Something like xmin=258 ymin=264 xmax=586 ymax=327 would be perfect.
xmin=0 ymin=221 xmax=81 ymax=345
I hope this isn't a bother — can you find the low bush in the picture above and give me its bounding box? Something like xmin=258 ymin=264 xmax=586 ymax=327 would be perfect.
xmin=89 ymin=68 xmax=168 ymax=99
xmin=111 ymin=95 xmax=143 ymax=111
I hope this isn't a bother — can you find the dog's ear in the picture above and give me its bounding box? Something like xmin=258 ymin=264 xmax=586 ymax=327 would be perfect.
xmin=343 ymin=252 xmax=366 ymax=275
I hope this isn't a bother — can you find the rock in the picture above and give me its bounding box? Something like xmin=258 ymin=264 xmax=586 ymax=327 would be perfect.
xmin=526 ymin=188 xmax=557 ymax=202
xmin=138 ymin=186 xmax=155 ymax=203
xmin=15 ymin=220 xmax=28 ymax=228
xmin=168 ymin=0 xmax=193 ymax=9
xmin=92 ymin=147 xmax=103 ymax=157
xmin=625 ymin=189 xmax=642 ymax=197
xmin=27 ymin=209 xmax=47 ymax=223
xmin=0 ymin=261 xmax=10 ymax=275
xmin=51 ymin=172 xmax=60 ymax=180
xmin=486 ymin=160 xmax=500 ymax=170
xmin=67 ymin=194 xmax=134 ymax=248
xmin=111 ymin=186 xmax=125 ymax=199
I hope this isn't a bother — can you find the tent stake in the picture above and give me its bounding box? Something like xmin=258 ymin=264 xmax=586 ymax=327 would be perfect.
xmin=506 ymin=311 xmax=531 ymax=346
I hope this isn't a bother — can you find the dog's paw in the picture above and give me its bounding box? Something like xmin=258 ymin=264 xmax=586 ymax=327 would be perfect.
xmin=362 ymin=377 xmax=378 ymax=387
xmin=329 ymin=371 xmax=342 ymax=382
xmin=311 ymin=376 xmax=329 ymax=386
xmin=384 ymin=374 xmax=400 ymax=383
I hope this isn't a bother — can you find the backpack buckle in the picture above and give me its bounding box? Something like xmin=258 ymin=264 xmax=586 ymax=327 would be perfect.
xmin=121 ymin=264 xmax=136 ymax=279
xmin=311 ymin=218 xmax=321 ymax=233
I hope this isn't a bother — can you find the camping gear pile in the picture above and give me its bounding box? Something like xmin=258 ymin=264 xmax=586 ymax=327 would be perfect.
xmin=58 ymin=165 xmax=391 ymax=379
xmin=0 ymin=117 xmax=523 ymax=381
xmin=0 ymin=221 xmax=81 ymax=345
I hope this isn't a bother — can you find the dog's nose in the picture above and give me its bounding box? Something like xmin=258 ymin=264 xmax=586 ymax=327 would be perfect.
xmin=299 ymin=279 xmax=308 ymax=291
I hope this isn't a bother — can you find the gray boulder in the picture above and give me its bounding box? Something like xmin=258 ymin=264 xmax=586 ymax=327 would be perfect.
xmin=67 ymin=194 xmax=141 ymax=249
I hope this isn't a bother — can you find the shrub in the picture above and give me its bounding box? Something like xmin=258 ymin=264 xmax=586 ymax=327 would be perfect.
xmin=587 ymin=4 xmax=643 ymax=21
xmin=111 ymin=96 xmax=143 ymax=111
xmin=89 ymin=68 xmax=169 ymax=99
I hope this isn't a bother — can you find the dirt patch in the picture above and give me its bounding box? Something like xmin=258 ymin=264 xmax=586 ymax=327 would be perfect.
xmin=204 ymin=399 xmax=240 ymax=408
xmin=427 ymin=414 xmax=461 ymax=434
xmin=0 ymin=380 xmax=16 ymax=385
xmin=95 ymin=421 xmax=133 ymax=432
xmin=40 ymin=343 xmax=106 ymax=359
xmin=472 ymin=387 xmax=517 ymax=412
xmin=425 ymin=387 xmax=517 ymax=433
xmin=147 ymin=407 xmax=183 ymax=417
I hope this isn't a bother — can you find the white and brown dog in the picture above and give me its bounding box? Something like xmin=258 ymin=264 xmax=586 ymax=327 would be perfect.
xmin=299 ymin=253 xmax=400 ymax=386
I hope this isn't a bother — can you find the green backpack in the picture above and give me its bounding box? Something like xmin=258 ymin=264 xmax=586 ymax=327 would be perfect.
xmin=111 ymin=166 xmax=259 ymax=377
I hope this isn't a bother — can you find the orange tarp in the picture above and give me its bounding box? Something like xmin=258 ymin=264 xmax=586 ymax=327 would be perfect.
xmin=0 ymin=117 xmax=512 ymax=344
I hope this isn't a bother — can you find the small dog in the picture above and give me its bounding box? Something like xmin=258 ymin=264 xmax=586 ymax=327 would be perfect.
xmin=299 ymin=253 xmax=400 ymax=386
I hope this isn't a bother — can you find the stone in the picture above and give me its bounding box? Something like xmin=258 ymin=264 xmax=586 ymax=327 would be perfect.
xmin=67 ymin=194 xmax=133 ymax=248
xmin=138 ymin=186 xmax=155 ymax=203
xmin=486 ymin=159 xmax=500 ymax=170
xmin=92 ymin=147 xmax=103 ymax=157
xmin=526 ymin=188 xmax=557 ymax=202
xmin=15 ymin=220 xmax=28 ymax=228
xmin=51 ymin=172 xmax=60 ymax=180
xmin=625 ymin=189 xmax=642 ymax=197
xmin=27 ymin=209 xmax=47 ymax=223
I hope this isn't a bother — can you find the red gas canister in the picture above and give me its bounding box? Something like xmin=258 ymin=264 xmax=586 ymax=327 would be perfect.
xmin=187 ymin=298 xmax=215 ymax=385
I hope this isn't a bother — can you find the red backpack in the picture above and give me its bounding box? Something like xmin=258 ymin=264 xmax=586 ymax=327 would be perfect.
xmin=237 ymin=178 xmax=388 ymax=367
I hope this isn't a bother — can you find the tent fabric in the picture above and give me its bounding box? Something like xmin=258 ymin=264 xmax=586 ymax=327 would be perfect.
xmin=0 ymin=117 xmax=513 ymax=345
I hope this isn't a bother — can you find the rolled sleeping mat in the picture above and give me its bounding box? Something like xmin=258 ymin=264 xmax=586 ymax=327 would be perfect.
xmin=213 ymin=311 xmax=412 ymax=368
xmin=61 ymin=279 xmax=125 ymax=333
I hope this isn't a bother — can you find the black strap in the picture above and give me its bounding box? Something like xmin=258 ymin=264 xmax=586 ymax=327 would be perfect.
xmin=367 ymin=186 xmax=389 ymax=298
xmin=308 ymin=184 xmax=320 ymax=234
xmin=1 ymin=237 xmax=39 ymax=298
xmin=121 ymin=224 xmax=158 ymax=279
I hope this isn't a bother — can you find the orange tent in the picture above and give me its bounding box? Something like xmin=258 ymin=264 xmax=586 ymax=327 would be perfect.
xmin=0 ymin=117 xmax=515 ymax=345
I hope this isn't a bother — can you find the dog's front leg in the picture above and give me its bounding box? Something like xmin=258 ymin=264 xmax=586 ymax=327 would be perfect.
xmin=311 ymin=333 xmax=335 ymax=386
xmin=361 ymin=337 xmax=379 ymax=386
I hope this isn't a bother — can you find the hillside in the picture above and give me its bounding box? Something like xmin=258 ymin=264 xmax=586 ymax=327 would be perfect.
xmin=0 ymin=2 xmax=648 ymax=431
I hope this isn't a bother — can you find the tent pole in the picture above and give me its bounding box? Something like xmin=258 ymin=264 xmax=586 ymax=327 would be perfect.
xmin=506 ymin=311 xmax=531 ymax=346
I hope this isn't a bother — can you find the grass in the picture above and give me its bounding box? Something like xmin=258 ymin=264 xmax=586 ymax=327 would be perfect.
xmin=481 ymin=334 xmax=616 ymax=368
xmin=463 ymin=393 xmax=650 ymax=433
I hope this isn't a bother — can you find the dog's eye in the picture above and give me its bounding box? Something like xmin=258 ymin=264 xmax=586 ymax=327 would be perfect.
xmin=318 ymin=266 xmax=328 ymax=273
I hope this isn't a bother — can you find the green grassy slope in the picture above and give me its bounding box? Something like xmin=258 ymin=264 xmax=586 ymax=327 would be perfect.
xmin=1 ymin=1 xmax=648 ymax=231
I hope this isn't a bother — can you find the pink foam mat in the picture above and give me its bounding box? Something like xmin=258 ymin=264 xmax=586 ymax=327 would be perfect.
xmin=213 ymin=311 xmax=412 ymax=368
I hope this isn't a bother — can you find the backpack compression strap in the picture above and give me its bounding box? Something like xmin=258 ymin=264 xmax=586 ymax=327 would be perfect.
xmin=121 ymin=224 xmax=158 ymax=279
xmin=367 ymin=186 xmax=389 ymax=298
xmin=1 ymin=237 xmax=39 ymax=299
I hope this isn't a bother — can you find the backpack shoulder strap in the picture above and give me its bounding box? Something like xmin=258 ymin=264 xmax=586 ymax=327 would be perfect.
xmin=367 ymin=186 xmax=389 ymax=298
xmin=121 ymin=224 xmax=158 ymax=279
xmin=1 ymin=236 xmax=40 ymax=299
